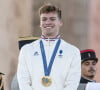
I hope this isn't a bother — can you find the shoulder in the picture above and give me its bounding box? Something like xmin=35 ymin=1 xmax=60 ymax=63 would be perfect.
xmin=20 ymin=39 xmax=40 ymax=51
xmin=61 ymin=39 xmax=80 ymax=53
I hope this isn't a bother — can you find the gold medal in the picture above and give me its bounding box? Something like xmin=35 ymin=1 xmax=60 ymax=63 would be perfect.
xmin=42 ymin=76 xmax=52 ymax=87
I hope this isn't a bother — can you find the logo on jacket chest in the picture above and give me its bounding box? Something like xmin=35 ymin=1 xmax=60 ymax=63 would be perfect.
xmin=34 ymin=51 xmax=39 ymax=56
xmin=58 ymin=50 xmax=63 ymax=58
xmin=33 ymin=50 xmax=63 ymax=58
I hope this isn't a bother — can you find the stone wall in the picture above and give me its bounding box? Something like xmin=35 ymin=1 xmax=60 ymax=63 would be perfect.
xmin=89 ymin=0 xmax=100 ymax=82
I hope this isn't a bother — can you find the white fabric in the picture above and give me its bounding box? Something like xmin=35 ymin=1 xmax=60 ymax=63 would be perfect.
xmin=17 ymin=39 xmax=81 ymax=90
xmin=11 ymin=74 xmax=19 ymax=90
xmin=85 ymin=83 xmax=100 ymax=90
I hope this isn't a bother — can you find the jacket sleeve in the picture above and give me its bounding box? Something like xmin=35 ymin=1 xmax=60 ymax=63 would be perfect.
xmin=63 ymin=48 xmax=81 ymax=90
xmin=17 ymin=46 xmax=33 ymax=90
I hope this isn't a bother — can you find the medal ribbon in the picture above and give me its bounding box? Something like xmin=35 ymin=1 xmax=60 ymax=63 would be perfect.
xmin=40 ymin=39 xmax=61 ymax=76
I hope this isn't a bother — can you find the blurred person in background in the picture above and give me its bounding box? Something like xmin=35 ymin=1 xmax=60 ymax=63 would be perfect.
xmin=0 ymin=72 xmax=5 ymax=90
xmin=80 ymin=49 xmax=98 ymax=83
xmin=77 ymin=49 xmax=99 ymax=90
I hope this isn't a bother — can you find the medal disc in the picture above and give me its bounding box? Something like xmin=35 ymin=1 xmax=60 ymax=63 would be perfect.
xmin=42 ymin=76 xmax=52 ymax=87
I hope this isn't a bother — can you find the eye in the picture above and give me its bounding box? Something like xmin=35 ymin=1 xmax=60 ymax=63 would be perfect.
xmin=92 ymin=61 xmax=96 ymax=65
xmin=84 ymin=62 xmax=89 ymax=66
xmin=41 ymin=17 xmax=47 ymax=21
xmin=50 ymin=17 xmax=56 ymax=21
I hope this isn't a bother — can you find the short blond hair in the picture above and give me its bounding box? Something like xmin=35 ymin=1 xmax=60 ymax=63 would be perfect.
xmin=39 ymin=4 xmax=62 ymax=19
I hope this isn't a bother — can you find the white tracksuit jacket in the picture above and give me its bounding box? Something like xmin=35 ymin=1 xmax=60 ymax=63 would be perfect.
xmin=17 ymin=39 xmax=81 ymax=90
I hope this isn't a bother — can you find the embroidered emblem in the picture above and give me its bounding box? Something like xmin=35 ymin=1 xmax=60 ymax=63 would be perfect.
xmin=88 ymin=53 xmax=91 ymax=57
xmin=58 ymin=50 xmax=63 ymax=58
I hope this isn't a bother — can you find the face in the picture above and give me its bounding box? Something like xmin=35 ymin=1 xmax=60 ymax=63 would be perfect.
xmin=81 ymin=60 xmax=97 ymax=79
xmin=40 ymin=12 xmax=62 ymax=38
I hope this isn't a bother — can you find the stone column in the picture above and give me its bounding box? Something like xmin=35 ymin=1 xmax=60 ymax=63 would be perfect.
xmin=0 ymin=0 xmax=19 ymax=90
xmin=0 ymin=0 xmax=34 ymax=90
xmin=89 ymin=0 xmax=100 ymax=82
xmin=14 ymin=0 xmax=33 ymax=37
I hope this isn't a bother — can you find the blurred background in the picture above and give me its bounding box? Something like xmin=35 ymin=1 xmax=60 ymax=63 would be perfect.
xmin=0 ymin=0 xmax=100 ymax=90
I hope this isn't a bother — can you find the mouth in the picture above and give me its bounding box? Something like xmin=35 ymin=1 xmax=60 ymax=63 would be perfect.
xmin=45 ymin=27 xmax=52 ymax=29
xmin=88 ymin=70 xmax=95 ymax=73
xmin=44 ymin=25 xmax=54 ymax=29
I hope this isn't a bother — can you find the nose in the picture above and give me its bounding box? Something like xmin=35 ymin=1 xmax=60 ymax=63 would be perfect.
xmin=90 ymin=64 xmax=94 ymax=68
xmin=89 ymin=64 xmax=96 ymax=70
xmin=45 ymin=19 xmax=52 ymax=24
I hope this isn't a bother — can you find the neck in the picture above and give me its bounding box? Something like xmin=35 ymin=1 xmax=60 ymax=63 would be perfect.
xmin=41 ymin=34 xmax=60 ymax=39
xmin=82 ymin=75 xmax=94 ymax=81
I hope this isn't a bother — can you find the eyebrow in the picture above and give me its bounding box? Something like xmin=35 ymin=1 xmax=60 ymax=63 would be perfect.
xmin=41 ymin=16 xmax=56 ymax=18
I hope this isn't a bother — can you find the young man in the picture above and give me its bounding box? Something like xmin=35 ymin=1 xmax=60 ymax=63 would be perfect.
xmin=17 ymin=4 xmax=81 ymax=90
xmin=80 ymin=49 xmax=98 ymax=83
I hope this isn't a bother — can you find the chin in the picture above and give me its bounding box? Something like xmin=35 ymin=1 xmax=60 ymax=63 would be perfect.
xmin=45 ymin=32 xmax=53 ymax=35
xmin=88 ymin=75 xmax=95 ymax=79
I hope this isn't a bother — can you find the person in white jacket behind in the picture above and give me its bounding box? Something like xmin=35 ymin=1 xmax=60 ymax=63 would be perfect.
xmin=17 ymin=3 xmax=81 ymax=90
xmin=86 ymin=83 xmax=100 ymax=90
